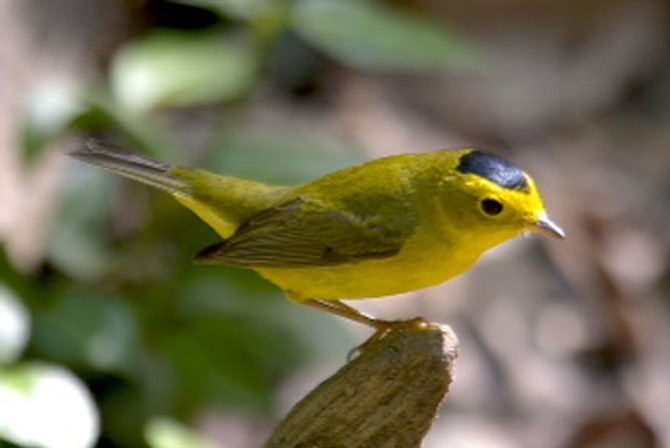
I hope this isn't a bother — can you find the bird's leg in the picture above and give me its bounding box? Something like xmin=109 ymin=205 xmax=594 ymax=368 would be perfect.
xmin=302 ymin=299 xmax=385 ymax=329
xmin=302 ymin=299 xmax=437 ymax=358
xmin=302 ymin=299 xmax=431 ymax=332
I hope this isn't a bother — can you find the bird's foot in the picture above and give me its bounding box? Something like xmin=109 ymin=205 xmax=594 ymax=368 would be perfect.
xmin=348 ymin=317 xmax=439 ymax=360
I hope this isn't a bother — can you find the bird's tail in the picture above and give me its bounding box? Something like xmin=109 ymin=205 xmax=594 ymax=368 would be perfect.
xmin=70 ymin=140 xmax=291 ymax=239
xmin=70 ymin=140 xmax=190 ymax=194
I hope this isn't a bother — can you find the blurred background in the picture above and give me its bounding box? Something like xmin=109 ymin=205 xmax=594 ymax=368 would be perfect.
xmin=0 ymin=0 xmax=669 ymax=447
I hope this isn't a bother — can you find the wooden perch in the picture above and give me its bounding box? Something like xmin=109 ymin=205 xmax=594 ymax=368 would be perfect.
xmin=267 ymin=323 xmax=459 ymax=448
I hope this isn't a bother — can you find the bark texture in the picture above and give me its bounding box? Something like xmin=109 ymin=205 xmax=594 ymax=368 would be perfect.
xmin=267 ymin=324 xmax=459 ymax=448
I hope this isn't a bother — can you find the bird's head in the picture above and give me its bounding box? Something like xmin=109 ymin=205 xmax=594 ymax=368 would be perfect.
xmin=440 ymin=150 xmax=564 ymax=246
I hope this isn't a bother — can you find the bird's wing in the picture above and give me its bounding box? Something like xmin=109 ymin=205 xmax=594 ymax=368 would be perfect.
xmin=194 ymin=198 xmax=413 ymax=267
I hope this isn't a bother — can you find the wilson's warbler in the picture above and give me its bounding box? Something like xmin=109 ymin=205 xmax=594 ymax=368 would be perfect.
xmin=71 ymin=141 xmax=564 ymax=329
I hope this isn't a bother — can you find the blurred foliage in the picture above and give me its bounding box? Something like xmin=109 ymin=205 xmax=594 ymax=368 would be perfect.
xmin=4 ymin=0 xmax=477 ymax=447
xmin=21 ymin=0 xmax=477 ymax=164
xmin=145 ymin=417 xmax=216 ymax=448
xmin=111 ymin=30 xmax=259 ymax=113
xmin=292 ymin=0 xmax=476 ymax=72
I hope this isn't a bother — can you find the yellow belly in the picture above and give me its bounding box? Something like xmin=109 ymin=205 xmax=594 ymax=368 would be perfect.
xmin=257 ymin=233 xmax=481 ymax=301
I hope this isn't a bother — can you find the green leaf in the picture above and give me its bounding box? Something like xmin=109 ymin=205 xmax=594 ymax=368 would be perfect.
xmin=45 ymin=165 xmax=116 ymax=281
xmin=169 ymin=0 xmax=273 ymax=20
xmin=207 ymin=127 xmax=365 ymax=184
xmin=292 ymin=0 xmax=479 ymax=73
xmin=145 ymin=417 xmax=215 ymax=448
xmin=0 ymin=363 xmax=99 ymax=448
xmin=21 ymin=83 xmax=84 ymax=164
xmin=163 ymin=312 xmax=304 ymax=412
xmin=0 ymin=286 xmax=30 ymax=364
xmin=111 ymin=30 xmax=259 ymax=113
xmin=32 ymin=290 xmax=140 ymax=375
xmin=79 ymin=92 xmax=181 ymax=162
xmin=174 ymin=269 xmax=354 ymax=363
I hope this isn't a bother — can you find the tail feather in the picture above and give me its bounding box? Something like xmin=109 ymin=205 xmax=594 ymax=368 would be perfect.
xmin=71 ymin=139 xmax=292 ymax=239
xmin=70 ymin=140 xmax=189 ymax=194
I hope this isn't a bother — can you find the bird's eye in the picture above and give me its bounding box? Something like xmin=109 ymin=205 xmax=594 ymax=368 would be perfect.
xmin=480 ymin=198 xmax=503 ymax=216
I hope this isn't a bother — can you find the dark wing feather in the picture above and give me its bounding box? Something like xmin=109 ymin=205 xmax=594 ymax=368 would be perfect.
xmin=195 ymin=198 xmax=412 ymax=267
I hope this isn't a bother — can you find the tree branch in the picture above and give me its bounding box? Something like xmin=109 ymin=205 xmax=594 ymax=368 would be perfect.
xmin=267 ymin=323 xmax=459 ymax=447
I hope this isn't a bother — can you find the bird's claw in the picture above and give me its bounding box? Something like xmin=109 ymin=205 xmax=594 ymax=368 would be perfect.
xmin=347 ymin=317 xmax=438 ymax=360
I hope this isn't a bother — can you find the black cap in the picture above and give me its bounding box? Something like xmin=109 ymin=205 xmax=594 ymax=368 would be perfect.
xmin=456 ymin=150 xmax=529 ymax=192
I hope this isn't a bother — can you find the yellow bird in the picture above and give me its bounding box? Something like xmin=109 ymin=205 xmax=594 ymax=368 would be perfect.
xmin=71 ymin=141 xmax=564 ymax=329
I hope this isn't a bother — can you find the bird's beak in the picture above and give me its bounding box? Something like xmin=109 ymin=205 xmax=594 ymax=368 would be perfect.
xmin=528 ymin=214 xmax=565 ymax=239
